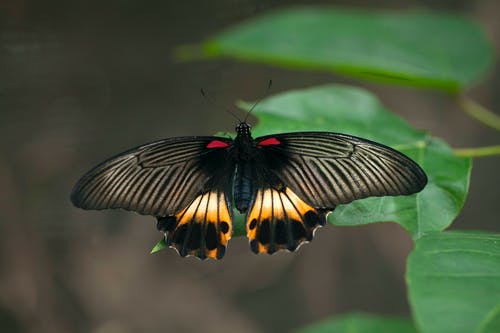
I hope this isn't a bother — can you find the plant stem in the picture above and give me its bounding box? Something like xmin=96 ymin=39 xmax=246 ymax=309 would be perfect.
xmin=454 ymin=145 xmax=500 ymax=158
xmin=458 ymin=97 xmax=500 ymax=132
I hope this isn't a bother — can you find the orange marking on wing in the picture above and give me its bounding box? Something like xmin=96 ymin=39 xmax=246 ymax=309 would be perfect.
xmin=280 ymin=191 xmax=301 ymax=221
xmin=271 ymin=190 xmax=285 ymax=220
xmin=256 ymin=242 xmax=267 ymax=254
xmin=247 ymin=190 xmax=262 ymax=221
xmin=204 ymin=192 xmax=218 ymax=223
xmin=261 ymin=189 xmax=273 ymax=214
xmin=246 ymin=187 xmax=326 ymax=255
xmin=175 ymin=194 xmax=201 ymax=224
xmin=285 ymin=188 xmax=314 ymax=217
xmin=217 ymin=192 xmax=231 ymax=226
xmin=246 ymin=190 xmax=262 ymax=240
xmin=205 ymin=248 xmax=218 ymax=259
xmin=167 ymin=190 xmax=232 ymax=260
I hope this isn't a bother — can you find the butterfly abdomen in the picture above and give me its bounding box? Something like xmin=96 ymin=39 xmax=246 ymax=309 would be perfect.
xmin=234 ymin=162 xmax=256 ymax=213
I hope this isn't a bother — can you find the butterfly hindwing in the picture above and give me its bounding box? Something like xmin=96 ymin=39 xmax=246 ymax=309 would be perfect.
xmin=157 ymin=188 xmax=233 ymax=260
xmin=246 ymin=186 xmax=326 ymax=255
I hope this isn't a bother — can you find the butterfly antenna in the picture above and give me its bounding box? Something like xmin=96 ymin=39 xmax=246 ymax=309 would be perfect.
xmin=200 ymin=88 xmax=241 ymax=123
xmin=244 ymin=79 xmax=272 ymax=123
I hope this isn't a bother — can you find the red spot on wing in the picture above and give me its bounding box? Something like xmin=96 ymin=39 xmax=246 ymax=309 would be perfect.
xmin=258 ymin=137 xmax=281 ymax=147
xmin=207 ymin=140 xmax=230 ymax=149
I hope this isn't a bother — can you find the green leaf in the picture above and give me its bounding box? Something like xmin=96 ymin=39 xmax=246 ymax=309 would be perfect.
xmin=150 ymin=237 xmax=167 ymax=254
xmin=233 ymin=84 xmax=471 ymax=239
xmin=407 ymin=231 xmax=500 ymax=333
xmin=203 ymin=7 xmax=493 ymax=91
xmin=295 ymin=313 xmax=418 ymax=333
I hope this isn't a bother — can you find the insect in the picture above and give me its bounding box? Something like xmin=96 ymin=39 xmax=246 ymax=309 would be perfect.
xmin=71 ymin=118 xmax=427 ymax=260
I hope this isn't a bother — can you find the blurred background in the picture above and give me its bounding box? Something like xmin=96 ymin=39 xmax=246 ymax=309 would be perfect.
xmin=0 ymin=1 xmax=499 ymax=332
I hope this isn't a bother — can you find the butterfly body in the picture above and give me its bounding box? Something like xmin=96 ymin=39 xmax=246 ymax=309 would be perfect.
xmin=232 ymin=123 xmax=257 ymax=212
xmin=71 ymin=122 xmax=427 ymax=260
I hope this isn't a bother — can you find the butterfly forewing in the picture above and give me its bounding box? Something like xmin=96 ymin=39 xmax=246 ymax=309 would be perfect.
xmin=70 ymin=136 xmax=234 ymax=217
xmin=253 ymin=132 xmax=427 ymax=210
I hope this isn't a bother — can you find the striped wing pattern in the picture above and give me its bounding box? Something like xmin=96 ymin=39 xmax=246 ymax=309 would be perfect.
xmin=246 ymin=186 xmax=326 ymax=255
xmin=157 ymin=189 xmax=233 ymax=260
xmin=256 ymin=132 xmax=427 ymax=210
xmin=70 ymin=136 xmax=234 ymax=217
xmin=71 ymin=127 xmax=428 ymax=260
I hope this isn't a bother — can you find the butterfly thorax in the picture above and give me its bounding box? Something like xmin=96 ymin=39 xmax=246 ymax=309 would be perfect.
xmin=233 ymin=122 xmax=256 ymax=161
xmin=233 ymin=122 xmax=258 ymax=213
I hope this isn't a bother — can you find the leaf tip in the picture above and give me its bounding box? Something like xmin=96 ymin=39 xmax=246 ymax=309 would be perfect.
xmin=150 ymin=238 xmax=167 ymax=254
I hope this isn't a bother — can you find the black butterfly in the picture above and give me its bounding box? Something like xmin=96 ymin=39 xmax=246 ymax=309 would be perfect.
xmin=71 ymin=122 xmax=427 ymax=260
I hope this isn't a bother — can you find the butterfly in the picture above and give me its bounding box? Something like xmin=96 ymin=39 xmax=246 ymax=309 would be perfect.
xmin=70 ymin=122 xmax=427 ymax=260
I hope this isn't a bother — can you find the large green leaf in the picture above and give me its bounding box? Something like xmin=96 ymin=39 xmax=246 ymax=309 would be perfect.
xmin=407 ymin=231 xmax=500 ymax=333
xmin=295 ymin=313 xmax=418 ymax=333
xmin=203 ymin=7 xmax=493 ymax=91
xmin=245 ymin=84 xmax=471 ymax=239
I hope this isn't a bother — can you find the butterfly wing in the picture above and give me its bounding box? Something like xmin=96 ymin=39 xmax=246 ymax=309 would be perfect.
xmin=156 ymin=188 xmax=233 ymax=260
xmin=254 ymin=132 xmax=427 ymax=209
xmin=71 ymin=136 xmax=235 ymax=260
xmin=245 ymin=181 xmax=327 ymax=254
xmin=245 ymin=132 xmax=427 ymax=254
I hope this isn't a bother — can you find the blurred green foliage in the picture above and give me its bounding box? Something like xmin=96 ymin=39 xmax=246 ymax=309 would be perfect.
xmin=204 ymin=7 xmax=493 ymax=91
xmin=295 ymin=313 xmax=418 ymax=333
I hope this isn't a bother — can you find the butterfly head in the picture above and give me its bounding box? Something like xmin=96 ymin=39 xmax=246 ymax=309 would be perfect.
xmin=236 ymin=122 xmax=252 ymax=137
